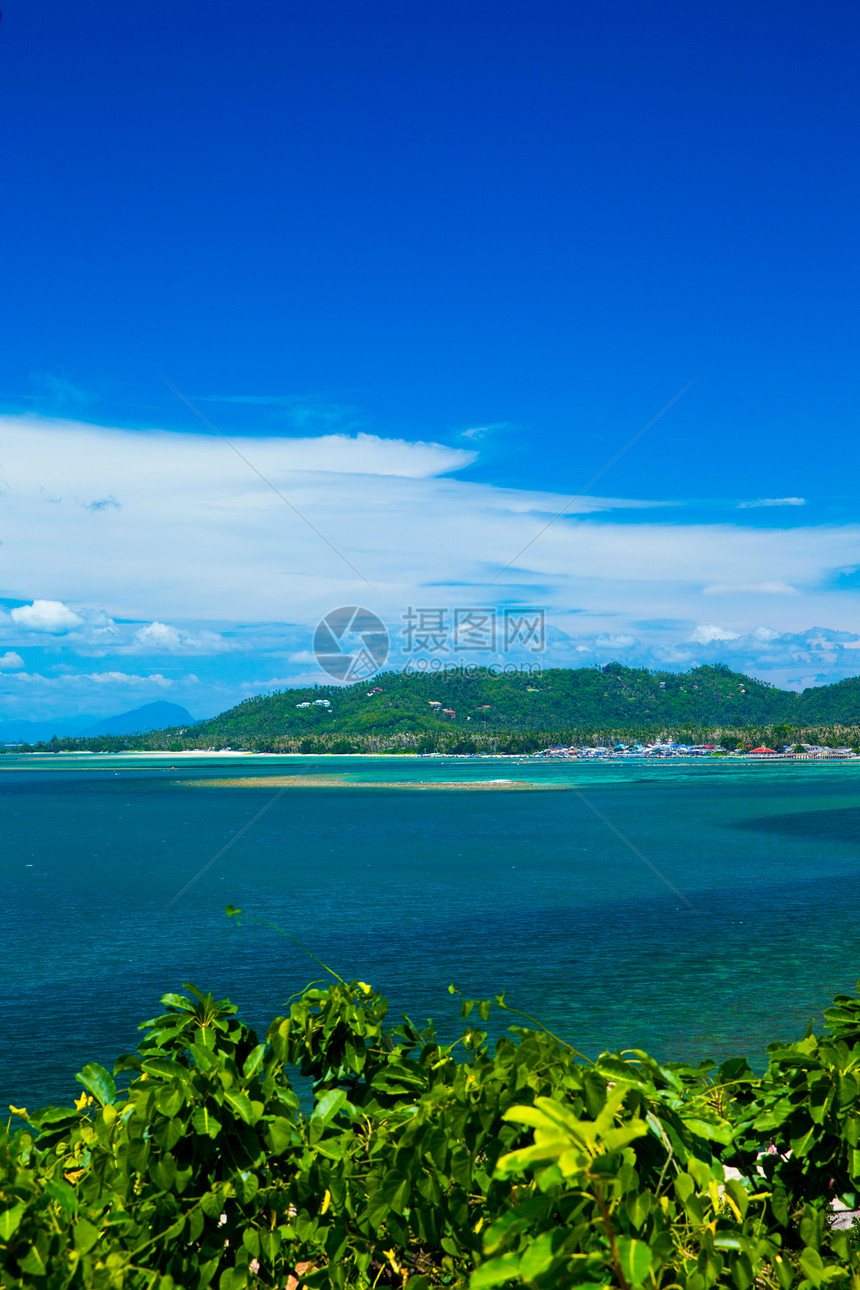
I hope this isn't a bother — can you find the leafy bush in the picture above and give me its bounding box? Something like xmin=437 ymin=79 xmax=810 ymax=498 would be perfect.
xmin=4 ymin=950 xmax=860 ymax=1288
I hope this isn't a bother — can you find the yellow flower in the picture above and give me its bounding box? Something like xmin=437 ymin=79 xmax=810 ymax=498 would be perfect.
xmin=9 ymin=1105 xmax=29 ymax=1120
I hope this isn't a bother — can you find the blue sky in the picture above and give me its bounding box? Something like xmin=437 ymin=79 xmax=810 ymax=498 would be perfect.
xmin=2 ymin=0 xmax=859 ymax=722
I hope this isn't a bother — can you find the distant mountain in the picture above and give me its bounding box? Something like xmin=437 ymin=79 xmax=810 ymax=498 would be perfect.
xmin=82 ymin=701 xmax=195 ymax=736
xmin=0 ymin=715 xmax=101 ymax=745
xmin=0 ymin=701 xmax=196 ymax=745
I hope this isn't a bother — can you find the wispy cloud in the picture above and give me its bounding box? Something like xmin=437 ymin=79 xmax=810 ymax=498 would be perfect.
xmin=4 ymin=412 xmax=860 ymax=716
xmin=27 ymin=371 xmax=98 ymax=410
xmin=201 ymin=393 xmax=364 ymax=434
xmin=1 ymin=670 xmax=173 ymax=690
xmin=459 ymin=421 xmax=516 ymax=442
xmin=738 ymin=497 xmax=806 ymax=509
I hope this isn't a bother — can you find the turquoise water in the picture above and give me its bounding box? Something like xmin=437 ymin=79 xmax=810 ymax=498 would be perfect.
xmin=3 ymin=753 xmax=860 ymax=1109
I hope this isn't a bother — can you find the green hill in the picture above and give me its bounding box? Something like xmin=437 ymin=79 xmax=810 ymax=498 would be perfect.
xmin=26 ymin=663 xmax=860 ymax=754
xmin=118 ymin=663 xmax=860 ymax=749
xmin=193 ymin=662 xmax=793 ymax=743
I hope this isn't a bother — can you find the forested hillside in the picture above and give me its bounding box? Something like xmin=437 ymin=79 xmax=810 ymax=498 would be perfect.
xmin=194 ymin=663 xmax=795 ymax=744
xmin=22 ymin=663 xmax=860 ymax=753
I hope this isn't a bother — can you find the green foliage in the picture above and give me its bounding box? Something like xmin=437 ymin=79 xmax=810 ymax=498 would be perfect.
xmin=29 ymin=663 xmax=860 ymax=753
xmin=6 ymin=966 xmax=860 ymax=1287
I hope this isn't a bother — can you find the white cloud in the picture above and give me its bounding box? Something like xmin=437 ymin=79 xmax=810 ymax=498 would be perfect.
xmin=130 ymin=621 xmax=224 ymax=653
xmin=689 ymin=624 xmax=741 ymax=644
xmin=134 ymin=622 xmax=184 ymax=649
xmin=752 ymin=626 xmax=781 ymax=641
xmin=738 ymin=497 xmax=806 ymax=509
xmin=1 ymin=670 xmax=171 ymax=688
xmin=4 ymin=413 xmax=860 ymax=699
xmin=0 ymin=651 xmax=24 ymax=670
xmin=10 ymin=600 xmax=84 ymax=633
xmin=88 ymin=671 xmax=171 ymax=686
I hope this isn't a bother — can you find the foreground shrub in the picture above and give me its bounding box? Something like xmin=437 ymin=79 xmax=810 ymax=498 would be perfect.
xmin=4 ymin=957 xmax=860 ymax=1287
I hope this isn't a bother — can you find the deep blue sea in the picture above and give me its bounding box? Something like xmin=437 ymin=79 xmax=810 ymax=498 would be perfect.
xmin=4 ymin=753 xmax=860 ymax=1111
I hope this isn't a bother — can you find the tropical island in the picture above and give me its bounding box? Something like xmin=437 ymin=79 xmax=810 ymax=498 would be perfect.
xmin=13 ymin=663 xmax=860 ymax=757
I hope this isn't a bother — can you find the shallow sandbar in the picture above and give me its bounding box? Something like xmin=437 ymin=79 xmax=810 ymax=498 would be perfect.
xmin=186 ymin=775 xmax=566 ymax=790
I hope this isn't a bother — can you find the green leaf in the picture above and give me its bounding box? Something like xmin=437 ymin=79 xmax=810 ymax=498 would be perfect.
xmin=192 ymin=1106 xmax=223 ymax=1139
xmin=518 ymin=1230 xmax=565 ymax=1280
xmin=141 ymin=1056 xmax=188 ymax=1081
xmin=790 ymin=1119 xmax=817 ymax=1158
xmin=366 ymin=1184 xmax=391 ymax=1231
xmin=160 ymin=992 xmax=195 ymax=1011
xmin=113 ymin=1052 xmax=142 ymax=1073
xmin=200 ymin=1187 xmax=229 ymax=1219
xmin=615 ymin=1237 xmax=652 ymax=1285
xmin=312 ymin=1088 xmax=348 ymax=1125
xmin=0 ymin=1203 xmax=25 ymax=1242
xmin=470 ymin=1254 xmax=522 ymax=1288
xmin=224 ymin=1089 xmax=256 ymax=1125
xmin=266 ymin=1115 xmax=297 ymax=1154
xmin=45 ymin=1178 xmax=79 ymax=1213
xmin=725 ymin=1178 xmax=750 ymax=1220
xmin=156 ymin=1085 xmax=184 ymax=1117
xmin=380 ymin=1170 xmax=410 ymax=1215
xmin=75 ymin=1062 xmax=116 ymax=1106
xmin=74 ymin=1218 xmax=101 ymax=1253
xmin=242 ymin=1044 xmax=267 ymax=1079
xmin=233 ymin=1170 xmax=259 ymax=1204
xmin=151 ymin=1152 xmax=178 ymax=1192
xmin=19 ymin=1243 xmax=49 ymax=1276
xmin=799 ymin=1248 xmax=824 ymax=1288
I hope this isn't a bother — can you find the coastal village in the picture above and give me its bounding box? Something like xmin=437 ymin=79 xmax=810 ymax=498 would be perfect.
xmin=533 ymin=741 xmax=860 ymax=760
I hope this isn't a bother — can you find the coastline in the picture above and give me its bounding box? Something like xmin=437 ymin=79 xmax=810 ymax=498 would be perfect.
xmin=3 ymin=748 xmax=859 ymax=763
